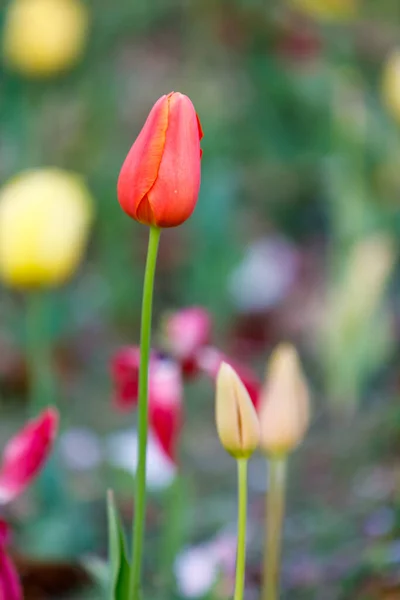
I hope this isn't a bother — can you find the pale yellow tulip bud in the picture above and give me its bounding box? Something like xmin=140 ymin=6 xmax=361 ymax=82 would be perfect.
xmin=382 ymin=50 xmax=400 ymax=125
xmin=291 ymin=0 xmax=356 ymax=21
xmin=215 ymin=362 xmax=260 ymax=459
xmin=259 ymin=344 xmax=310 ymax=457
xmin=0 ymin=169 xmax=93 ymax=288
xmin=3 ymin=0 xmax=88 ymax=77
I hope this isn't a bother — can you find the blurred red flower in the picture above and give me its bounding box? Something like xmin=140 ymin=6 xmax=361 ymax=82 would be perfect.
xmin=111 ymin=349 xmax=182 ymax=463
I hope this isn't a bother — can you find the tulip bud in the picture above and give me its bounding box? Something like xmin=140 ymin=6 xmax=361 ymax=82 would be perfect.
xmin=259 ymin=344 xmax=310 ymax=457
xmin=0 ymin=169 xmax=93 ymax=288
xmin=3 ymin=0 xmax=88 ymax=77
xmin=118 ymin=92 xmax=203 ymax=228
xmin=0 ymin=407 xmax=59 ymax=504
xmin=382 ymin=50 xmax=400 ymax=125
xmin=215 ymin=362 xmax=260 ymax=459
xmin=291 ymin=0 xmax=356 ymax=20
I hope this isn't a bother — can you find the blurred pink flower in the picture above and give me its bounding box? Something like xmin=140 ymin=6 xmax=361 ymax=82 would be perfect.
xmin=0 ymin=407 xmax=59 ymax=504
xmin=164 ymin=307 xmax=211 ymax=374
xmin=0 ymin=521 xmax=22 ymax=600
xmin=196 ymin=346 xmax=261 ymax=409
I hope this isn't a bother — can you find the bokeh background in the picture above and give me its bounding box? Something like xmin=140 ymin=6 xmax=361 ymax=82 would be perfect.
xmin=2 ymin=0 xmax=400 ymax=598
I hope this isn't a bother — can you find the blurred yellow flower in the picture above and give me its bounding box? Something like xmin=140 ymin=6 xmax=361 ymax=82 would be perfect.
xmin=0 ymin=169 xmax=93 ymax=288
xmin=291 ymin=0 xmax=356 ymax=20
xmin=328 ymin=235 xmax=395 ymax=335
xmin=2 ymin=0 xmax=88 ymax=77
xmin=382 ymin=50 xmax=400 ymax=125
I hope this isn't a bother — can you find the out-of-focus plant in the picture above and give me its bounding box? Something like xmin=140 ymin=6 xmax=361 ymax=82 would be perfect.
xmin=0 ymin=168 xmax=93 ymax=414
xmin=0 ymin=408 xmax=59 ymax=598
xmin=109 ymin=92 xmax=203 ymax=600
xmin=324 ymin=234 xmax=396 ymax=416
xmin=215 ymin=362 xmax=260 ymax=600
xmin=259 ymin=344 xmax=310 ymax=600
xmin=2 ymin=0 xmax=89 ymax=77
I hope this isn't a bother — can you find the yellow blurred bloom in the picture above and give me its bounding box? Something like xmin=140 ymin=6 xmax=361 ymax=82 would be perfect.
xmin=382 ymin=50 xmax=400 ymax=125
xmin=291 ymin=0 xmax=356 ymax=20
xmin=2 ymin=0 xmax=88 ymax=77
xmin=0 ymin=169 xmax=93 ymax=288
xmin=259 ymin=344 xmax=310 ymax=457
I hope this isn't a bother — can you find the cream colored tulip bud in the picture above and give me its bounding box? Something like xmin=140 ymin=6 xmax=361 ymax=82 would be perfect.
xmin=215 ymin=362 xmax=260 ymax=459
xmin=259 ymin=344 xmax=310 ymax=457
xmin=382 ymin=50 xmax=400 ymax=125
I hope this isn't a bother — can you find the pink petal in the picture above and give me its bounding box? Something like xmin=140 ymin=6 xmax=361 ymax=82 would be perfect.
xmin=148 ymin=360 xmax=183 ymax=463
xmin=0 ymin=408 xmax=59 ymax=504
xmin=0 ymin=522 xmax=22 ymax=600
xmin=196 ymin=346 xmax=261 ymax=409
xmin=165 ymin=307 xmax=212 ymax=362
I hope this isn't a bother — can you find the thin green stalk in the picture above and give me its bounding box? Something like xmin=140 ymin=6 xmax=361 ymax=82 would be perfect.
xmin=26 ymin=290 xmax=54 ymax=414
xmin=263 ymin=456 xmax=287 ymax=600
xmin=26 ymin=291 xmax=65 ymax=510
xmin=129 ymin=225 xmax=161 ymax=600
xmin=234 ymin=458 xmax=248 ymax=600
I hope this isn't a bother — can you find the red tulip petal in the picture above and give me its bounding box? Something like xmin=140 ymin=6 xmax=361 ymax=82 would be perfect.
xmin=0 ymin=408 xmax=58 ymax=504
xmin=147 ymin=93 xmax=202 ymax=227
xmin=117 ymin=95 xmax=169 ymax=222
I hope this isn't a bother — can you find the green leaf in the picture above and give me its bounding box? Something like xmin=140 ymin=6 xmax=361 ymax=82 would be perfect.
xmin=107 ymin=490 xmax=131 ymax=600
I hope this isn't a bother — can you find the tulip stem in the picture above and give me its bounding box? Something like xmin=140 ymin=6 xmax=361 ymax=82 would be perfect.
xmin=129 ymin=225 xmax=161 ymax=600
xmin=262 ymin=456 xmax=287 ymax=600
xmin=26 ymin=291 xmax=54 ymax=414
xmin=234 ymin=458 xmax=248 ymax=600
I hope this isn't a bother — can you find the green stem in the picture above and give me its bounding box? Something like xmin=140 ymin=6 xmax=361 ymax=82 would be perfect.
xmin=129 ymin=226 xmax=161 ymax=600
xmin=26 ymin=291 xmax=54 ymax=414
xmin=234 ymin=458 xmax=248 ymax=600
xmin=263 ymin=456 xmax=287 ymax=600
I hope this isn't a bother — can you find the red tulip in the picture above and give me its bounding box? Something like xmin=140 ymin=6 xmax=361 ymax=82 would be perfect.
xmin=196 ymin=346 xmax=261 ymax=409
xmin=164 ymin=307 xmax=211 ymax=376
xmin=0 ymin=408 xmax=58 ymax=504
xmin=117 ymin=92 xmax=203 ymax=228
xmin=0 ymin=521 xmax=22 ymax=600
xmin=111 ymin=346 xmax=141 ymax=411
xmin=111 ymin=348 xmax=182 ymax=462
xmin=149 ymin=360 xmax=182 ymax=463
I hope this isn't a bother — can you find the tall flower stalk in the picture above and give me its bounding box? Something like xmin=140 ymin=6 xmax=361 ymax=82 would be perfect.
xmin=262 ymin=457 xmax=287 ymax=600
xmin=129 ymin=226 xmax=161 ymax=598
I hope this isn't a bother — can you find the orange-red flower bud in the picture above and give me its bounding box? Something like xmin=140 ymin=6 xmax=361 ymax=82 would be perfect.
xmin=117 ymin=92 xmax=203 ymax=228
